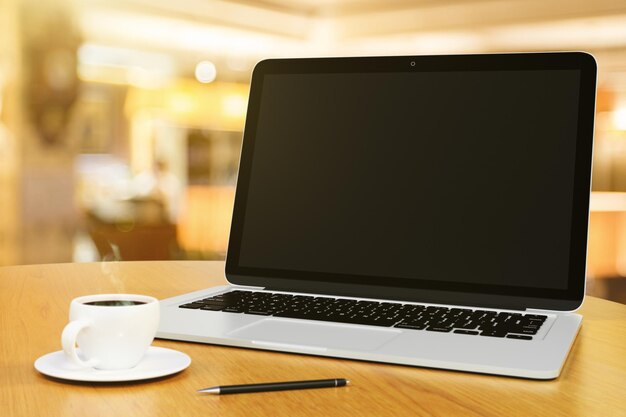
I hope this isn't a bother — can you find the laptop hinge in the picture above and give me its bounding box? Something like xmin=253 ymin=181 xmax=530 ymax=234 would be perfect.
xmin=229 ymin=284 xmax=265 ymax=290
xmin=525 ymin=307 xmax=563 ymax=314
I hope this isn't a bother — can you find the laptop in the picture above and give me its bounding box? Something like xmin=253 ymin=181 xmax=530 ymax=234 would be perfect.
xmin=158 ymin=52 xmax=597 ymax=379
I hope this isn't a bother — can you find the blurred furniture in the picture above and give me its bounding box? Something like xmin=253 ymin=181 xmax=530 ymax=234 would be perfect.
xmin=177 ymin=185 xmax=234 ymax=258
xmin=1 ymin=261 xmax=625 ymax=417
xmin=85 ymin=198 xmax=178 ymax=261
xmin=588 ymin=192 xmax=626 ymax=279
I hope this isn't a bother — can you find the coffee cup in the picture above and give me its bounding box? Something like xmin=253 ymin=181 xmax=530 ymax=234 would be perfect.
xmin=61 ymin=294 xmax=160 ymax=370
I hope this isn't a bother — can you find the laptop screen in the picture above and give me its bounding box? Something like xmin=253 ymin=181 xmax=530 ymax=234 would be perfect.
xmin=227 ymin=54 xmax=596 ymax=310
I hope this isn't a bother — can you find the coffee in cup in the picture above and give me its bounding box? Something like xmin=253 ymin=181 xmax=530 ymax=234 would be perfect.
xmin=61 ymin=294 xmax=159 ymax=370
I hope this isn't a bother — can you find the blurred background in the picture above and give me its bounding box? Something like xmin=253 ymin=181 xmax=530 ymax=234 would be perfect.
xmin=0 ymin=0 xmax=625 ymax=303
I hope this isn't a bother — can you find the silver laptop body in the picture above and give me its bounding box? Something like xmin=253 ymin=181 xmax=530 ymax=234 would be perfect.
xmin=158 ymin=52 xmax=597 ymax=379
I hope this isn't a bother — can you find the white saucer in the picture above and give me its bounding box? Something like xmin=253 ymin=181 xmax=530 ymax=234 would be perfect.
xmin=34 ymin=346 xmax=191 ymax=382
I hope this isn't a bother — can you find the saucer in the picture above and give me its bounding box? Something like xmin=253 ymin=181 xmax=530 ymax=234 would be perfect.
xmin=34 ymin=346 xmax=191 ymax=382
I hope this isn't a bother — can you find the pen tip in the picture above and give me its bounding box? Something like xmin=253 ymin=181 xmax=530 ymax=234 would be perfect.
xmin=197 ymin=387 xmax=220 ymax=394
xmin=346 ymin=380 xmax=350 ymax=385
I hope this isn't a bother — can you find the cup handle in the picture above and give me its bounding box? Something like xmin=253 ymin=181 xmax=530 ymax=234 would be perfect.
xmin=61 ymin=320 xmax=99 ymax=368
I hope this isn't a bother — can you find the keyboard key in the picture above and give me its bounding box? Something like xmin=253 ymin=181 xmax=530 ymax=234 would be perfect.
xmin=199 ymin=301 xmax=228 ymax=308
xmin=480 ymin=331 xmax=507 ymax=338
xmin=455 ymin=320 xmax=479 ymax=329
xmin=179 ymin=303 xmax=203 ymax=309
xmin=222 ymin=306 xmax=245 ymax=313
xmin=273 ymin=310 xmax=310 ymax=319
xmin=200 ymin=304 xmax=224 ymax=311
xmin=524 ymin=314 xmax=547 ymax=321
xmin=453 ymin=329 xmax=479 ymax=335
xmin=507 ymin=334 xmax=533 ymax=340
xmin=395 ymin=323 xmax=427 ymax=330
xmin=426 ymin=326 xmax=453 ymax=333
xmin=368 ymin=318 xmax=398 ymax=327
xmin=450 ymin=308 xmax=472 ymax=314
xmin=343 ymin=317 xmax=395 ymax=327
xmin=247 ymin=310 xmax=272 ymax=316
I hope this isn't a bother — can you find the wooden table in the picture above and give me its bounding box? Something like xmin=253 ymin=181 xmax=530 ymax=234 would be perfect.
xmin=1 ymin=261 xmax=625 ymax=416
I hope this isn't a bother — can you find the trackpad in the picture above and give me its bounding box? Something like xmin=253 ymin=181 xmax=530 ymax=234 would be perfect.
xmin=228 ymin=318 xmax=401 ymax=351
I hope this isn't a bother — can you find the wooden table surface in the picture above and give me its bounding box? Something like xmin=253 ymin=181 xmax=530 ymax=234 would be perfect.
xmin=1 ymin=261 xmax=625 ymax=417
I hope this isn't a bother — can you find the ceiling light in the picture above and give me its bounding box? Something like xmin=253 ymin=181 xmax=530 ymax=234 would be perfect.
xmin=195 ymin=61 xmax=217 ymax=84
xmin=613 ymin=107 xmax=626 ymax=131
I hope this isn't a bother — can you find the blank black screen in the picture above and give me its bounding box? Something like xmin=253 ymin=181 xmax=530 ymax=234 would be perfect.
xmin=238 ymin=70 xmax=581 ymax=290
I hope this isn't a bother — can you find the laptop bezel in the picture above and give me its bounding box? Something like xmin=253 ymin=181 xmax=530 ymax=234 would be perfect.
xmin=225 ymin=52 xmax=597 ymax=312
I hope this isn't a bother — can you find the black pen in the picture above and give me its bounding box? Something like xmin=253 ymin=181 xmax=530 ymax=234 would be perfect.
xmin=197 ymin=378 xmax=350 ymax=395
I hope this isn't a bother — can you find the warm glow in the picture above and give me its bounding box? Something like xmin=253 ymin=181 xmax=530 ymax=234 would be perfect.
xmin=488 ymin=15 xmax=626 ymax=50
xmin=77 ymin=43 xmax=174 ymax=87
xmin=3 ymin=0 xmax=626 ymax=294
xmin=177 ymin=186 xmax=235 ymax=255
xmin=590 ymin=192 xmax=626 ymax=212
xmin=168 ymin=92 xmax=196 ymax=115
xmin=588 ymin=193 xmax=626 ymax=277
xmin=195 ymin=61 xmax=217 ymax=84
xmin=79 ymin=8 xmax=305 ymax=58
xmin=613 ymin=107 xmax=626 ymax=131
xmin=129 ymin=111 xmax=155 ymax=175
xmin=125 ymin=81 xmax=248 ymax=130
xmin=222 ymin=94 xmax=247 ymax=118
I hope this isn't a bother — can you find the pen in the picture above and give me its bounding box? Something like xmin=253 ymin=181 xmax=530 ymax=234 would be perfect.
xmin=197 ymin=378 xmax=350 ymax=395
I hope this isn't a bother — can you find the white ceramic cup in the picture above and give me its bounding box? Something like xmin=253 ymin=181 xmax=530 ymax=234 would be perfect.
xmin=61 ymin=294 xmax=160 ymax=370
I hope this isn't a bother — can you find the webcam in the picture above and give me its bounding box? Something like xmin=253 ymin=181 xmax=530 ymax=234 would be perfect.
xmin=410 ymin=61 xmax=416 ymax=67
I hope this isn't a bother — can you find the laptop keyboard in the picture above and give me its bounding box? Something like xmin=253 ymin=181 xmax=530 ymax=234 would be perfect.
xmin=179 ymin=290 xmax=547 ymax=340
